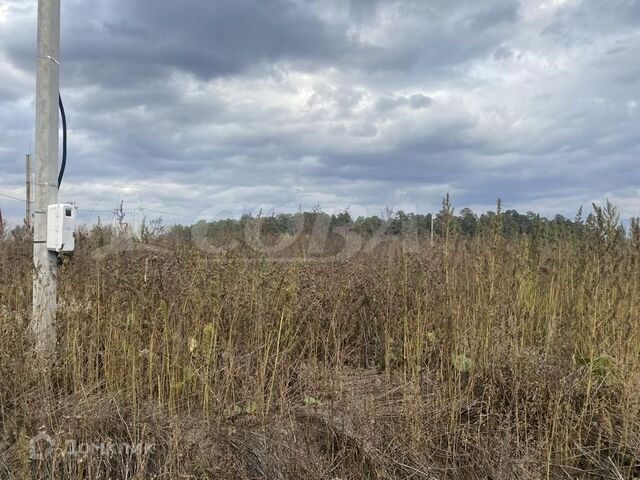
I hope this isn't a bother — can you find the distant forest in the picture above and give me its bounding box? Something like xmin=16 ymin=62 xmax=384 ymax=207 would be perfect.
xmin=167 ymin=196 xmax=639 ymax=245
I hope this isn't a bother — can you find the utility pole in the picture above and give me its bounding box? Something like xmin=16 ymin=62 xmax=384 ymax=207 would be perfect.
xmin=32 ymin=0 xmax=60 ymax=356
xmin=430 ymin=213 xmax=434 ymax=245
xmin=25 ymin=154 xmax=33 ymax=227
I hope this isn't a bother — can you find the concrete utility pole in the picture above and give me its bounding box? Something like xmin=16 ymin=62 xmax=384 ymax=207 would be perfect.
xmin=430 ymin=214 xmax=434 ymax=245
xmin=25 ymin=154 xmax=33 ymax=227
xmin=32 ymin=0 xmax=60 ymax=356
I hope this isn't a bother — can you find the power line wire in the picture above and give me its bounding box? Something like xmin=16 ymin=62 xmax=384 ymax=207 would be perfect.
xmin=138 ymin=207 xmax=197 ymax=219
xmin=0 ymin=192 xmax=26 ymax=203
xmin=0 ymin=191 xmax=197 ymax=220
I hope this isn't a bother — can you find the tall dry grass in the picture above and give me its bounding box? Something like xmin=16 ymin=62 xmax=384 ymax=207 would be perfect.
xmin=0 ymin=216 xmax=639 ymax=479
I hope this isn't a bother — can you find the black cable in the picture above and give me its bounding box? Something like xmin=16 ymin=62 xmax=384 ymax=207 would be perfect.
xmin=57 ymin=92 xmax=67 ymax=188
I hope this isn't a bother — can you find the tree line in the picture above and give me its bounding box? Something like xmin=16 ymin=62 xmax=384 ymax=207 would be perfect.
xmin=170 ymin=195 xmax=638 ymax=245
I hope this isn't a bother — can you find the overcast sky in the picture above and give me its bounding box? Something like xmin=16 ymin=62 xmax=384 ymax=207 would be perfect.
xmin=0 ymin=0 xmax=639 ymax=226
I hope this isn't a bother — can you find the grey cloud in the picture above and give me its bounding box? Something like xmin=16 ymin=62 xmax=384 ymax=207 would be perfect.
xmin=409 ymin=94 xmax=432 ymax=109
xmin=67 ymin=0 xmax=355 ymax=85
xmin=348 ymin=0 xmax=384 ymax=22
xmin=348 ymin=123 xmax=378 ymax=138
xmin=492 ymin=44 xmax=516 ymax=62
xmin=542 ymin=0 xmax=640 ymax=44
xmin=1 ymin=0 xmax=639 ymax=226
xmin=374 ymin=94 xmax=432 ymax=113
xmin=12 ymin=0 xmax=524 ymax=86
xmin=3 ymin=0 xmax=354 ymax=89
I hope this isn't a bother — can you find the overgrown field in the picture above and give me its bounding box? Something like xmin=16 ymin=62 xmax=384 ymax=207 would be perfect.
xmin=1 ymin=208 xmax=639 ymax=479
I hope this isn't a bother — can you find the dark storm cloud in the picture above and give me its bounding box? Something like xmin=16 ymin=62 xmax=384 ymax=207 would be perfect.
xmin=0 ymin=0 xmax=639 ymax=225
xmin=3 ymin=0 xmax=523 ymax=86
xmin=70 ymin=1 xmax=348 ymax=86
xmin=3 ymin=0 xmax=353 ymax=89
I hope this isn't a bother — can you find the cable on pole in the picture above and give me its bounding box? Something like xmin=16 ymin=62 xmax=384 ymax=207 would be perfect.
xmin=57 ymin=92 xmax=67 ymax=188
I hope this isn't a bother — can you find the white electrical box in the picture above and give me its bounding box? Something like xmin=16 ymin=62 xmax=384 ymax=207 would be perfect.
xmin=47 ymin=204 xmax=76 ymax=253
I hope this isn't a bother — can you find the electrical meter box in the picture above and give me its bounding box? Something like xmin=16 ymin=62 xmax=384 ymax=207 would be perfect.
xmin=47 ymin=204 xmax=76 ymax=253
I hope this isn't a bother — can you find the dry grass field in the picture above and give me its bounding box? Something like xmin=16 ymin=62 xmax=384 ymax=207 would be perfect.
xmin=1 ymin=209 xmax=639 ymax=479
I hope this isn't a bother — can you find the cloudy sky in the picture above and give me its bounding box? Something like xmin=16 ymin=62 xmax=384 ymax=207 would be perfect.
xmin=0 ymin=0 xmax=639 ymax=226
